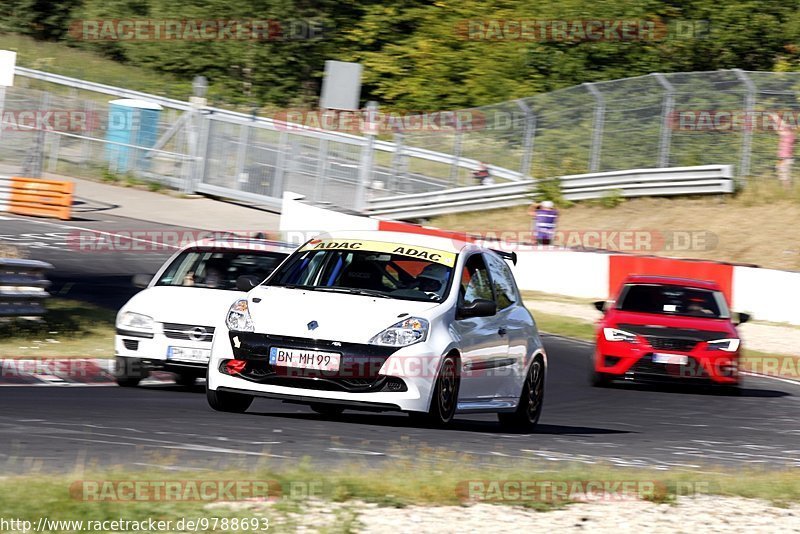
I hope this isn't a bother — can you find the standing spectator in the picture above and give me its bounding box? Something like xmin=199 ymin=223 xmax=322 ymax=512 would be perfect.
xmin=528 ymin=200 xmax=559 ymax=245
xmin=774 ymin=112 xmax=796 ymax=187
xmin=472 ymin=162 xmax=493 ymax=185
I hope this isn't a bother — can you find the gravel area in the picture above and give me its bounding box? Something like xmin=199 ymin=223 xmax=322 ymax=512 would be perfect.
xmin=211 ymin=496 xmax=800 ymax=532
xmin=526 ymin=299 xmax=800 ymax=358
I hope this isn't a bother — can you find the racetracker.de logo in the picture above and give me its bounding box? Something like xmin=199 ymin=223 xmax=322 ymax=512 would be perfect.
xmin=68 ymin=18 xmax=326 ymax=41
xmin=455 ymin=19 xmax=709 ymax=42
xmin=67 ymin=230 xmax=277 ymax=253
xmin=0 ymin=110 xmax=101 ymax=133
xmin=669 ymin=110 xmax=800 ymax=132
xmin=69 ymin=480 xmax=281 ymax=501
xmin=272 ymin=109 xmax=488 ymax=134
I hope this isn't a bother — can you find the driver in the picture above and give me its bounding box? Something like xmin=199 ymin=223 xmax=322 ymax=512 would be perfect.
xmin=415 ymin=263 xmax=451 ymax=297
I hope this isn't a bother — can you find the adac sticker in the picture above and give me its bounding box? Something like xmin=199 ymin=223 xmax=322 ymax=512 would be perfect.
xmin=301 ymin=239 xmax=456 ymax=266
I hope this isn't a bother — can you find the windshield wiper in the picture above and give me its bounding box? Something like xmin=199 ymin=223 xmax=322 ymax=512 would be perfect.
xmin=314 ymin=287 xmax=391 ymax=299
xmin=274 ymin=283 xmax=316 ymax=290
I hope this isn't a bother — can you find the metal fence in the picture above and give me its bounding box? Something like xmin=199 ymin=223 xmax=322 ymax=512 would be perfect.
xmin=1 ymin=68 xmax=797 ymax=214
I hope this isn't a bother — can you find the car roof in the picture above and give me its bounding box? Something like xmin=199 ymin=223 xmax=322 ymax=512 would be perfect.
xmin=319 ymin=230 xmax=470 ymax=253
xmin=622 ymin=275 xmax=722 ymax=291
xmin=182 ymin=237 xmax=296 ymax=254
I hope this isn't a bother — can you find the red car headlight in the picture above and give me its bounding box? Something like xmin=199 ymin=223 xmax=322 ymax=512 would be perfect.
xmin=707 ymin=338 xmax=740 ymax=352
xmin=602 ymin=328 xmax=637 ymax=343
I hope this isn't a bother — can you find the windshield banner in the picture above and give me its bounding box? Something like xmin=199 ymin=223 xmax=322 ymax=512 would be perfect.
xmin=301 ymin=239 xmax=457 ymax=267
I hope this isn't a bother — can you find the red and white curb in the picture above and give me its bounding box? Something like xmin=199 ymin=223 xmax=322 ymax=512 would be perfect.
xmin=0 ymin=359 xmax=180 ymax=386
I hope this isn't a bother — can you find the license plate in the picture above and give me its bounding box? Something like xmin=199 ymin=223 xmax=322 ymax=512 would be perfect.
xmin=167 ymin=346 xmax=211 ymax=363
xmin=269 ymin=347 xmax=340 ymax=372
xmin=652 ymin=353 xmax=689 ymax=365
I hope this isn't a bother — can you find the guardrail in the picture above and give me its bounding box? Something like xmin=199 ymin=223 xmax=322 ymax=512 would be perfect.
xmin=0 ymin=176 xmax=74 ymax=220
xmin=364 ymin=164 xmax=734 ymax=219
xmin=0 ymin=258 xmax=53 ymax=317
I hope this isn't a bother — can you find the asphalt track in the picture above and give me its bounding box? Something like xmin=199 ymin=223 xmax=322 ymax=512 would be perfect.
xmin=1 ymin=212 xmax=799 ymax=474
xmin=1 ymin=334 xmax=798 ymax=474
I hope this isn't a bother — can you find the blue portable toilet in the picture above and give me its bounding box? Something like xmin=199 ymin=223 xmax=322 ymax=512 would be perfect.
xmin=105 ymin=98 xmax=163 ymax=173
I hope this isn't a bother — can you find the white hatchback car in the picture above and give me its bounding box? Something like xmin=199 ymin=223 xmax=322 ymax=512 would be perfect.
xmin=115 ymin=237 xmax=294 ymax=387
xmin=206 ymin=231 xmax=547 ymax=428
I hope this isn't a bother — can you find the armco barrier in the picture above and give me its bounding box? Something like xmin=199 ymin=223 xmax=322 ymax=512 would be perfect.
xmin=0 ymin=176 xmax=74 ymax=220
xmin=0 ymin=258 xmax=53 ymax=317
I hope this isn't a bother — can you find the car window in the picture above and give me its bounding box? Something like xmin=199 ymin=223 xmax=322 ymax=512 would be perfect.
xmin=484 ymin=253 xmax=517 ymax=310
xmin=617 ymin=284 xmax=730 ymax=318
xmin=267 ymin=238 xmax=456 ymax=302
xmin=460 ymin=254 xmax=494 ymax=306
xmin=156 ymin=248 xmax=287 ymax=290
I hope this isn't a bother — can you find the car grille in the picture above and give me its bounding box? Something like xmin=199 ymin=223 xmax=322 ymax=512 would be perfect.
xmin=235 ymin=364 xmax=407 ymax=393
xmin=647 ymin=337 xmax=698 ymax=352
xmin=162 ymin=323 xmax=215 ymax=342
xmin=122 ymin=339 xmax=139 ymax=351
xmin=629 ymin=354 xmax=708 ymax=379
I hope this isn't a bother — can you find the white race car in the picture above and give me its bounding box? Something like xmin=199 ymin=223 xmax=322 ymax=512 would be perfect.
xmin=206 ymin=231 xmax=547 ymax=428
xmin=115 ymin=237 xmax=294 ymax=387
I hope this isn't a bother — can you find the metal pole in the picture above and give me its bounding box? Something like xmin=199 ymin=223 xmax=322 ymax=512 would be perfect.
xmin=585 ymin=82 xmax=605 ymax=173
xmin=449 ymin=129 xmax=463 ymax=186
xmin=516 ymin=99 xmax=536 ymax=177
xmin=234 ymin=123 xmax=250 ymax=191
xmin=733 ymin=69 xmax=755 ymax=181
xmin=314 ymin=138 xmax=329 ymax=202
xmin=390 ymin=131 xmax=405 ymax=192
xmin=653 ymin=73 xmax=675 ymax=168
xmin=272 ymin=130 xmax=288 ymax=197
xmin=354 ymin=101 xmax=378 ymax=212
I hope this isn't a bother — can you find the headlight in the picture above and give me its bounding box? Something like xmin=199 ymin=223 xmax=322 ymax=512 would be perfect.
xmin=117 ymin=311 xmax=154 ymax=333
xmin=226 ymin=299 xmax=254 ymax=332
xmin=370 ymin=317 xmax=429 ymax=347
xmin=707 ymin=338 xmax=740 ymax=352
xmin=603 ymin=327 xmax=637 ymax=343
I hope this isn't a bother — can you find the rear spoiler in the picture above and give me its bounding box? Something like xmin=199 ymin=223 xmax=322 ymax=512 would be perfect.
xmin=490 ymin=249 xmax=517 ymax=265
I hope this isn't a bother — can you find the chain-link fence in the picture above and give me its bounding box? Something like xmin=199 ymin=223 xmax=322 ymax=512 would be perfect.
xmin=1 ymin=68 xmax=797 ymax=214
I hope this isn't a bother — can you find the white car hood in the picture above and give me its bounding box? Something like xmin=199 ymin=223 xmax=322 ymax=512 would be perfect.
xmin=246 ymin=286 xmax=439 ymax=343
xmin=122 ymin=286 xmax=242 ymax=326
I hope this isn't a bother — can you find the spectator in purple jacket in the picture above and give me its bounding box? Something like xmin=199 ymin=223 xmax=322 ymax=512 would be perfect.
xmin=529 ymin=200 xmax=559 ymax=245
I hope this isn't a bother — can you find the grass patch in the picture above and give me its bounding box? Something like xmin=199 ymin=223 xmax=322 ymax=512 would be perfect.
xmin=0 ymin=298 xmax=115 ymax=358
xmin=0 ymin=459 xmax=798 ymax=525
xmin=533 ymin=311 xmax=595 ymax=342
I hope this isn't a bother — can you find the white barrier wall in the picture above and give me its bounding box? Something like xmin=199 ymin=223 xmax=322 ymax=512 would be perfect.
xmin=279 ymin=192 xmax=378 ymax=244
xmin=733 ymin=266 xmax=800 ymax=325
xmin=511 ymin=249 xmax=609 ymax=300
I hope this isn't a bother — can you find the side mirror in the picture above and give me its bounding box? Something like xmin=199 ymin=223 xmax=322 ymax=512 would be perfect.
xmin=458 ymin=298 xmax=497 ymax=319
xmin=736 ymin=312 xmax=751 ymax=325
xmin=593 ymin=300 xmax=606 ymax=313
xmin=236 ymin=275 xmax=261 ymax=292
xmin=132 ymin=274 xmax=153 ymax=288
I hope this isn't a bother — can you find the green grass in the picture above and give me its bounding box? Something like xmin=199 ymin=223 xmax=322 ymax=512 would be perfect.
xmin=0 ymin=33 xmax=191 ymax=101
xmin=0 ymin=459 xmax=798 ymax=529
xmin=0 ymin=298 xmax=115 ymax=358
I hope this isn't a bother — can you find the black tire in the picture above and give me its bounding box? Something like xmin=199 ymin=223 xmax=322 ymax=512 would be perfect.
xmin=310 ymin=404 xmax=345 ymax=418
xmin=590 ymin=368 xmax=612 ymax=387
xmin=498 ymin=356 xmax=545 ymax=430
xmin=175 ymin=373 xmax=197 ymax=387
xmin=115 ymin=356 xmax=145 ymax=387
xmin=207 ymin=388 xmax=253 ymax=413
xmin=116 ymin=376 xmax=142 ymax=388
xmin=413 ymin=353 xmax=460 ymax=426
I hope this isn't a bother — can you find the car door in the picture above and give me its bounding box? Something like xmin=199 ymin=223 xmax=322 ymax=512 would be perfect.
xmin=452 ymin=253 xmax=510 ymax=402
xmin=484 ymin=252 xmax=530 ymax=399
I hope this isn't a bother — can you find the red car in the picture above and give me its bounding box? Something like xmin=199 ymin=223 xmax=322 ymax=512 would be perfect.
xmin=591 ymin=275 xmax=749 ymax=391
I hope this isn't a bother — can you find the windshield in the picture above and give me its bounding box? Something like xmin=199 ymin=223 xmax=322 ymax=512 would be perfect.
xmin=267 ymin=238 xmax=456 ymax=302
xmin=156 ymin=248 xmax=288 ymax=290
xmin=616 ymin=284 xmax=730 ymax=319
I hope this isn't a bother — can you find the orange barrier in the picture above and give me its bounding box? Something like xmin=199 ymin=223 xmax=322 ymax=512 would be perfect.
xmin=0 ymin=177 xmax=74 ymax=220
